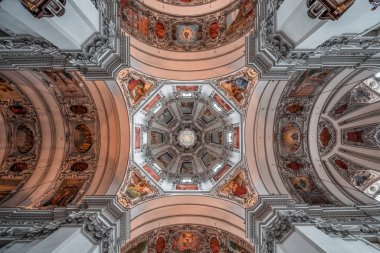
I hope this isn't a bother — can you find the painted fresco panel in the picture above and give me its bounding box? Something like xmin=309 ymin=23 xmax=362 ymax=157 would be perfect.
xmin=126 ymin=172 xmax=154 ymax=200
xmin=43 ymin=179 xmax=85 ymax=207
xmin=221 ymin=171 xmax=248 ymax=198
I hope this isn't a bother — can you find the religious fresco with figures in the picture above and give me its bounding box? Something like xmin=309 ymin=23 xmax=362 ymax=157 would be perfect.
xmin=122 ymin=224 xmax=254 ymax=253
xmin=31 ymin=70 xmax=100 ymax=209
xmin=0 ymin=75 xmax=41 ymax=204
xmin=119 ymin=0 xmax=255 ymax=51
xmin=274 ymin=68 xmax=341 ymax=205
xmin=156 ymin=0 xmax=217 ymax=6
xmin=115 ymin=68 xmax=257 ymax=207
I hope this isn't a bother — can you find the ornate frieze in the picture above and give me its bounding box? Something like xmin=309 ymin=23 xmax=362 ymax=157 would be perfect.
xmin=0 ymin=74 xmax=42 ymax=204
xmin=31 ymin=70 xmax=100 ymax=209
xmin=120 ymin=0 xmax=255 ymax=51
xmin=156 ymin=0 xmax=217 ymax=5
xmin=273 ymin=68 xmax=340 ymax=206
xmin=122 ymin=224 xmax=254 ymax=253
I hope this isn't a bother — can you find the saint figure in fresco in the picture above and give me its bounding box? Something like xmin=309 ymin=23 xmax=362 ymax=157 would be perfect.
xmin=221 ymin=77 xmax=249 ymax=104
xmin=127 ymin=79 xmax=152 ymax=104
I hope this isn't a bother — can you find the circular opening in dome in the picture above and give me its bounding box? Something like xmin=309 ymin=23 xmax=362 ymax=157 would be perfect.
xmin=179 ymin=129 xmax=196 ymax=148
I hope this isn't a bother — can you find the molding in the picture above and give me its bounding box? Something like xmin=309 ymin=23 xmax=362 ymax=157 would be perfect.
xmin=0 ymin=0 xmax=129 ymax=80
xmin=247 ymin=195 xmax=380 ymax=253
xmin=247 ymin=0 xmax=380 ymax=79
xmin=0 ymin=196 xmax=130 ymax=253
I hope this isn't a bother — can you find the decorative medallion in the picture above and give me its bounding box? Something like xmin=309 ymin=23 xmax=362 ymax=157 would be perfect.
xmin=317 ymin=118 xmax=336 ymax=156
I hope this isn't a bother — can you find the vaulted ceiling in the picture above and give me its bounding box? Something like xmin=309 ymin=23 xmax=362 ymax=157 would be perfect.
xmin=0 ymin=0 xmax=379 ymax=252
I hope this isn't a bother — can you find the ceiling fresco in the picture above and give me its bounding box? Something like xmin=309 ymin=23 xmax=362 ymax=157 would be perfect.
xmin=31 ymin=70 xmax=100 ymax=209
xmin=119 ymin=0 xmax=255 ymax=51
xmin=156 ymin=0 xmax=217 ymax=5
xmin=122 ymin=224 xmax=254 ymax=253
xmin=317 ymin=72 xmax=380 ymax=202
xmin=0 ymin=75 xmax=41 ymax=204
xmin=116 ymin=68 xmax=258 ymax=207
xmin=274 ymin=68 xmax=341 ymax=206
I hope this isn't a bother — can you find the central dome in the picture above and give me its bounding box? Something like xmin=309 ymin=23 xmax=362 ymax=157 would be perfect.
xmin=179 ymin=129 xmax=196 ymax=148
xmin=130 ymin=82 xmax=243 ymax=192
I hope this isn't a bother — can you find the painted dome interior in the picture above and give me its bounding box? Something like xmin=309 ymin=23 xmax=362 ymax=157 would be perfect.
xmin=131 ymin=82 xmax=243 ymax=192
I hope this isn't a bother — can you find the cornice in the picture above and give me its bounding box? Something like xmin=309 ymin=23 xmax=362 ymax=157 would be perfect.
xmin=248 ymin=0 xmax=380 ymax=80
xmin=0 ymin=0 xmax=129 ymax=80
